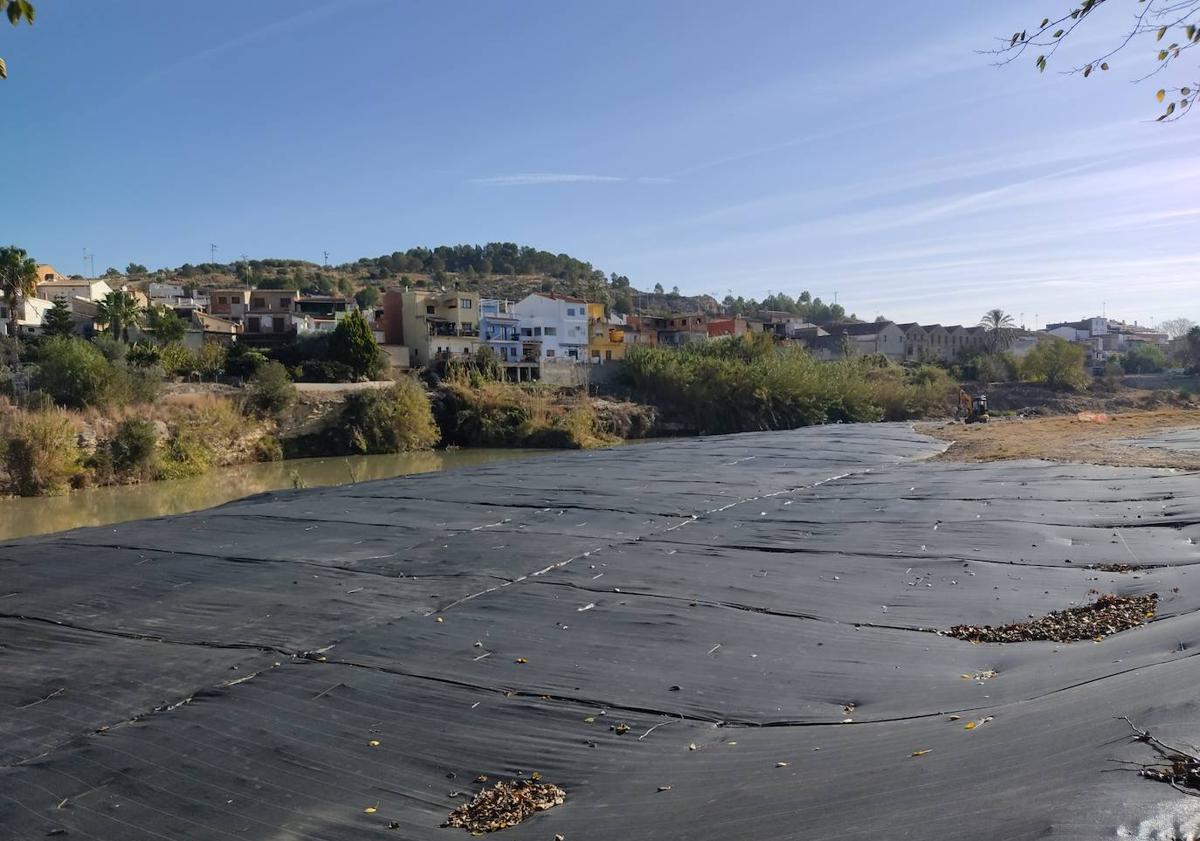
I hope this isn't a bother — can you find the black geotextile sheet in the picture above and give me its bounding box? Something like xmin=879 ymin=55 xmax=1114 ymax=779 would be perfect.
xmin=5 ymin=425 xmax=1200 ymax=840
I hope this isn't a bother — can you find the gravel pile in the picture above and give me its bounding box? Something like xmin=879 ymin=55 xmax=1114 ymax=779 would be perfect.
xmin=444 ymin=778 xmax=566 ymax=833
xmin=948 ymin=593 xmax=1158 ymax=643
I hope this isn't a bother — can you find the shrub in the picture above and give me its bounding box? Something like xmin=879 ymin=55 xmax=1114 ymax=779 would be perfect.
xmin=195 ymin=342 xmax=227 ymax=378
xmin=155 ymin=428 xmax=211 ymax=480
xmin=108 ymin=418 xmax=158 ymax=480
xmin=328 ymin=311 xmax=383 ymax=378
xmin=2 ymin=410 xmax=80 ymax=495
xmin=245 ymin=361 xmax=297 ymax=417
xmin=159 ymin=342 xmax=197 ymax=376
xmin=35 ymin=336 xmax=116 ymax=408
xmin=225 ymin=346 xmax=268 ymax=379
xmin=91 ymin=334 xmax=127 ymax=363
xmin=335 ymin=379 xmax=438 ymax=454
xmin=293 ymin=359 xmax=356 ymax=383
xmin=127 ymin=343 xmax=162 ymax=367
xmin=1021 ymin=338 xmax=1090 ymax=391
xmin=1121 ymin=343 xmax=1167 ymax=374
xmin=621 ymin=337 xmax=954 ymax=434
xmin=253 ymin=434 xmax=283 ymax=462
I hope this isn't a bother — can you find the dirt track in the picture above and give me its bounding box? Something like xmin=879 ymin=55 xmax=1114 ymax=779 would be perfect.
xmin=919 ymin=409 xmax=1200 ymax=469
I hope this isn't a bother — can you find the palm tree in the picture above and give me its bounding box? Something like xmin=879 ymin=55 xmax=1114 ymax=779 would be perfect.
xmin=96 ymin=291 xmax=143 ymax=342
xmin=979 ymin=308 xmax=1016 ymax=354
xmin=0 ymin=245 xmax=39 ymax=343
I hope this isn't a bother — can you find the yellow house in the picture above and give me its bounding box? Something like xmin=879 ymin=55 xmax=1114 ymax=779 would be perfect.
xmin=587 ymin=302 xmax=625 ymax=363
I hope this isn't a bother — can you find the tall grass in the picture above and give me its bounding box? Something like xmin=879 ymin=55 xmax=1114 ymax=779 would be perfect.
xmin=622 ymin=334 xmax=955 ymax=434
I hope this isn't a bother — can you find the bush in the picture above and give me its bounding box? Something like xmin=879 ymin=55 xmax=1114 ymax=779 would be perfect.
xmin=195 ymin=342 xmax=227 ymax=378
xmin=35 ymin=336 xmax=117 ymax=408
xmin=330 ymin=379 xmax=439 ymax=454
xmin=245 ymin=361 xmax=298 ymax=417
xmin=963 ymin=352 xmax=1018 ymax=383
xmin=328 ymin=311 xmax=384 ymax=378
xmin=1121 ymin=343 xmax=1167 ymax=374
xmin=1021 ymin=338 xmax=1090 ymax=391
xmin=108 ymin=418 xmax=158 ymax=480
xmin=2 ymin=410 xmax=80 ymax=495
xmin=224 ymin=346 xmax=268 ymax=379
xmin=159 ymin=342 xmax=197 ymax=376
xmin=156 ymin=428 xmax=211 ymax=480
xmin=127 ymin=343 xmax=162 ymax=367
xmin=620 ymin=336 xmax=954 ymax=435
xmin=293 ymin=359 xmax=356 ymax=383
xmin=254 ymin=435 xmax=283 ymax=462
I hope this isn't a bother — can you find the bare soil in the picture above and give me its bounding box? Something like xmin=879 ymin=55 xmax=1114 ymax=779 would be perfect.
xmin=919 ymin=409 xmax=1200 ymax=469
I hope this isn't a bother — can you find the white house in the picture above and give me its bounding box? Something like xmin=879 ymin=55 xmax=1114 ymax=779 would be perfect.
xmin=36 ymin=277 xmax=113 ymax=309
xmin=0 ymin=297 xmax=56 ymax=336
xmin=512 ymin=293 xmax=589 ymax=362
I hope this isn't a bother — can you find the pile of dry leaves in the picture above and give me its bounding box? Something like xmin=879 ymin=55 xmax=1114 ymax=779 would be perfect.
xmin=948 ymin=593 xmax=1157 ymax=643
xmin=444 ymin=778 xmax=566 ymax=833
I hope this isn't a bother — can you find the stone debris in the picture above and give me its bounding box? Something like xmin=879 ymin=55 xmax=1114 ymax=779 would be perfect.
xmin=444 ymin=778 xmax=566 ymax=833
xmin=947 ymin=593 xmax=1157 ymax=643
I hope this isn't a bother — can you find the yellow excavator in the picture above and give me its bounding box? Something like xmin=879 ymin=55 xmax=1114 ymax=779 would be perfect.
xmin=958 ymin=389 xmax=989 ymax=423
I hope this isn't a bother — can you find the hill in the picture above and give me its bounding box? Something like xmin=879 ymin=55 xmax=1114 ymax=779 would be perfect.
xmin=104 ymin=242 xmax=845 ymax=320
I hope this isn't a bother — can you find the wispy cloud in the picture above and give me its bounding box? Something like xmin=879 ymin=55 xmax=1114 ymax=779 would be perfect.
xmin=470 ymin=173 xmax=626 ymax=186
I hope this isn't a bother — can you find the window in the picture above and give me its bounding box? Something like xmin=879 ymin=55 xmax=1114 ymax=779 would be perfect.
xmin=546 ymin=349 xmax=555 ymax=357
xmin=534 ymin=326 xmax=542 ymax=336
xmin=426 ymin=305 xmax=435 ymax=315
xmin=544 ymin=327 xmax=557 ymax=336
xmin=605 ymin=350 xmax=613 ymax=360
xmin=460 ymin=298 xmax=472 ymax=309
xmin=567 ymin=307 xmax=575 ymax=316
xmin=280 ymin=299 xmax=290 ymax=309
xmin=217 ymin=296 xmax=227 ymax=305
xmin=252 ymin=298 xmax=266 ymax=309
xmin=522 ymin=328 xmax=532 ymax=337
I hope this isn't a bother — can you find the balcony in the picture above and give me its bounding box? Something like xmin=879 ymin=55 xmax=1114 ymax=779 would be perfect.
xmin=429 ymin=320 xmax=480 ymax=337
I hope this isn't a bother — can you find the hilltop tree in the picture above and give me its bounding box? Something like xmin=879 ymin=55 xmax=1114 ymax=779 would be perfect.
xmin=1158 ymin=317 xmax=1196 ymax=338
xmin=653 ymin=283 xmax=664 ymax=294
xmin=41 ymin=299 xmax=74 ymax=337
xmin=992 ymin=0 xmax=1200 ymax=121
xmin=95 ymin=291 xmax=142 ymax=342
xmin=354 ymin=286 xmax=380 ymax=309
xmin=0 ymin=245 xmax=38 ymax=342
xmin=1 ymin=0 xmax=34 ymax=80
xmin=126 ymin=263 xmax=148 ymax=276
xmin=980 ymin=308 xmax=1017 ymax=353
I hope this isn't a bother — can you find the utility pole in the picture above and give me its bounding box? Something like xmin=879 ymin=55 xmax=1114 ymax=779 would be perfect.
xmin=83 ymin=248 xmax=95 ymax=279
xmin=210 ymin=243 xmax=218 ymax=265
xmin=323 ymin=250 xmax=329 ymax=269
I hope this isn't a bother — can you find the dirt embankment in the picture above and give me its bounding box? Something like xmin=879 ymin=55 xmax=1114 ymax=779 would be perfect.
xmin=919 ymin=409 xmax=1200 ymax=469
xmin=971 ymin=381 xmax=1196 ymax=416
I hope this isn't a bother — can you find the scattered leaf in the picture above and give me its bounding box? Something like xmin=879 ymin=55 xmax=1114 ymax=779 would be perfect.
xmin=964 ymin=721 xmax=977 ymax=730
xmin=1158 ymin=89 xmax=1167 ymax=103
xmin=583 ymin=716 xmax=595 ymax=724
xmin=365 ymin=805 xmax=378 ymax=814
xmin=515 ymin=658 xmax=528 ymax=664
xmin=435 ymin=616 xmax=444 ymax=623
xmin=911 ymin=749 xmax=932 ymax=757
xmin=368 ymin=740 xmax=380 ymax=747
xmin=775 ymin=761 xmax=789 ymax=768
xmin=657 ymin=785 xmax=673 ymax=792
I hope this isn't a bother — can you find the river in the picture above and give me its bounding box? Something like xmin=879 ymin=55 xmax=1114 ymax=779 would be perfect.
xmin=0 ymin=449 xmax=545 ymax=540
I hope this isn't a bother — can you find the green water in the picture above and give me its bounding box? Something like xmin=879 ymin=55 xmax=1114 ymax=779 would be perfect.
xmin=0 ymin=449 xmax=544 ymax=540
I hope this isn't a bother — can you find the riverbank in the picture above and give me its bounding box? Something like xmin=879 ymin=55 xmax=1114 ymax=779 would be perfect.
xmin=920 ymin=408 xmax=1200 ymax=469
xmin=0 ymin=448 xmax=545 ymax=540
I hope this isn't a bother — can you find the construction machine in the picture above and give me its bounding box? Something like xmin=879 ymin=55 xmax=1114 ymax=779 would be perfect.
xmin=957 ymin=389 xmax=989 ymax=423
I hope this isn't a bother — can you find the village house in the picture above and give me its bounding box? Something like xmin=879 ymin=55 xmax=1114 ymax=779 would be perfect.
xmin=480 ymin=298 xmax=539 ymax=381
xmin=35 ymin=273 xmax=113 ymax=309
xmin=623 ymin=314 xmax=666 ymax=346
xmin=381 ymin=289 xmax=482 ymax=368
xmin=0 ymin=297 xmax=55 ymax=336
xmin=209 ymin=289 xmax=251 ymax=320
xmin=241 ymin=289 xmax=299 ymax=345
xmin=512 ymin=292 xmax=588 ymax=362
xmin=587 ymin=302 xmax=625 ymax=364
xmin=660 ymin=312 xmax=709 ymax=346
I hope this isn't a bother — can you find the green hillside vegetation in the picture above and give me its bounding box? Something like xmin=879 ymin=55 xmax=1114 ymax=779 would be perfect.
xmin=109 ymin=242 xmax=852 ymax=322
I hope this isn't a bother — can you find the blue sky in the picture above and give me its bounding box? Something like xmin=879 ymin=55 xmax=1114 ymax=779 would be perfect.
xmin=3 ymin=1 xmax=1197 ymax=326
